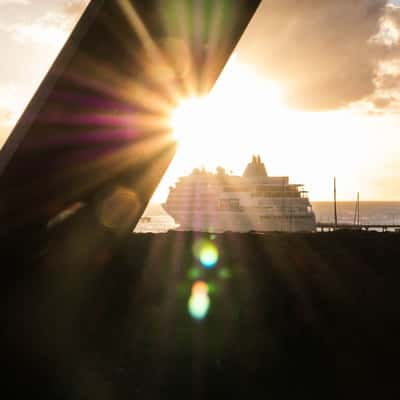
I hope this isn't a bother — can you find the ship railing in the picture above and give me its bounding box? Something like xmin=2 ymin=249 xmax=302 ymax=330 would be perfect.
xmin=217 ymin=206 xmax=244 ymax=212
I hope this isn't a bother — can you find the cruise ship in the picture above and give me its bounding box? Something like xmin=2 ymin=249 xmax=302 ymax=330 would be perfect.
xmin=162 ymin=156 xmax=316 ymax=232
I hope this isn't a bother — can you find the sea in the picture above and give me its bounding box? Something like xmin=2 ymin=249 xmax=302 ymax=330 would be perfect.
xmin=134 ymin=202 xmax=400 ymax=233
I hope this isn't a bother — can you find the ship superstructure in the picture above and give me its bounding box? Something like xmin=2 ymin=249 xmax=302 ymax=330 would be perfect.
xmin=162 ymin=156 xmax=316 ymax=232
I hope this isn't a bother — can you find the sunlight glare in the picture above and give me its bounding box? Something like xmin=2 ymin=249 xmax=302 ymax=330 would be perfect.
xmin=160 ymin=55 xmax=396 ymax=203
xmin=170 ymin=97 xmax=209 ymax=142
xmin=168 ymin=56 xmax=285 ymax=164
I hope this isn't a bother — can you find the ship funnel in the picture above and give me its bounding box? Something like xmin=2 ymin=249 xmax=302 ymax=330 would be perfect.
xmin=243 ymin=155 xmax=268 ymax=178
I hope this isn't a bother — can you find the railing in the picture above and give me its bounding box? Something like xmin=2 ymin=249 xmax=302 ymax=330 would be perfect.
xmin=316 ymin=223 xmax=400 ymax=232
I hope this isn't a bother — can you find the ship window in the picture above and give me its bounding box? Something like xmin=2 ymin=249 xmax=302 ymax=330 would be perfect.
xmin=219 ymin=199 xmax=230 ymax=210
xmin=230 ymin=199 xmax=240 ymax=207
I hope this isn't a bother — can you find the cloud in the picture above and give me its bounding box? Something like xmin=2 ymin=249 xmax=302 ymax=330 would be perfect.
xmin=0 ymin=84 xmax=26 ymax=148
xmin=0 ymin=0 xmax=30 ymax=5
xmin=372 ymin=96 xmax=395 ymax=108
xmin=0 ymin=0 xmax=89 ymax=47
xmin=0 ymin=84 xmax=20 ymax=126
xmin=63 ymin=0 xmax=90 ymax=17
xmin=241 ymin=0 xmax=400 ymax=113
xmin=0 ymin=125 xmax=12 ymax=149
xmin=0 ymin=109 xmax=12 ymax=123
xmin=0 ymin=106 xmax=14 ymax=149
xmin=377 ymin=72 xmax=400 ymax=90
xmin=8 ymin=13 xmax=70 ymax=46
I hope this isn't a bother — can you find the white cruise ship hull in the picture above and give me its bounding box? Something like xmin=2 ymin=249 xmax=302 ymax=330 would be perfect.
xmin=163 ymin=209 xmax=316 ymax=233
xmin=162 ymin=156 xmax=317 ymax=233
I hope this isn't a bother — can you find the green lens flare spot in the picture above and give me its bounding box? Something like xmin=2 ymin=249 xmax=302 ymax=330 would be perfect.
xmin=193 ymin=239 xmax=219 ymax=269
xmin=207 ymin=281 xmax=217 ymax=294
xmin=218 ymin=267 xmax=232 ymax=280
xmin=187 ymin=267 xmax=203 ymax=280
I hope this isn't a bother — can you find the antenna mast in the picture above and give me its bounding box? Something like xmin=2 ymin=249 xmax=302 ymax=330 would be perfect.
xmin=353 ymin=192 xmax=361 ymax=228
xmin=334 ymin=177 xmax=338 ymax=229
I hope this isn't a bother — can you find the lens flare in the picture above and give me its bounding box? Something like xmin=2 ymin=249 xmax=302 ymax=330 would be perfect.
xmin=188 ymin=280 xmax=210 ymax=320
xmin=100 ymin=187 xmax=141 ymax=230
xmin=193 ymin=239 xmax=219 ymax=269
xmin=188 ymin=294 xmax=210 ymax=320
xmin=192 ymin=280 xmax=209 ymax=296
xmin=218 ymin=267 xmax=232 ymax=280
xmin=207 ymin=281 xmax=217 ymax=294
xmin=187 ymin=267 xmax=203 ymax=280
xmin=199 ymin=244 xmax=219 ymax=268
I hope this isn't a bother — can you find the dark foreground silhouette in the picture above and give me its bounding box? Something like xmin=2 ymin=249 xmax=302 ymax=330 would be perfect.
xmin=2 ymin=220 xmax=400 ymax=398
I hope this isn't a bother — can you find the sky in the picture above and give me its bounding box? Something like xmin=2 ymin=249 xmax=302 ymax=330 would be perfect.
xmin=1 ymin=0 xmax=400 ymax=202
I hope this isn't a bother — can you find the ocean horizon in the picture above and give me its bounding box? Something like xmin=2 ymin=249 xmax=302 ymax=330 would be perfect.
xmin=135 ymin=201 xmax=400 ymax=233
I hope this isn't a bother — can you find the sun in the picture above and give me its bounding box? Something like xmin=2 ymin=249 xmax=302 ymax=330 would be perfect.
xmin=158 ymin=58 xmax=289 ymax=204
xmin=168 ymin=56 xmax=286 ymax=161
xmin=170 ymin=97 xmax=210 ymax=143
